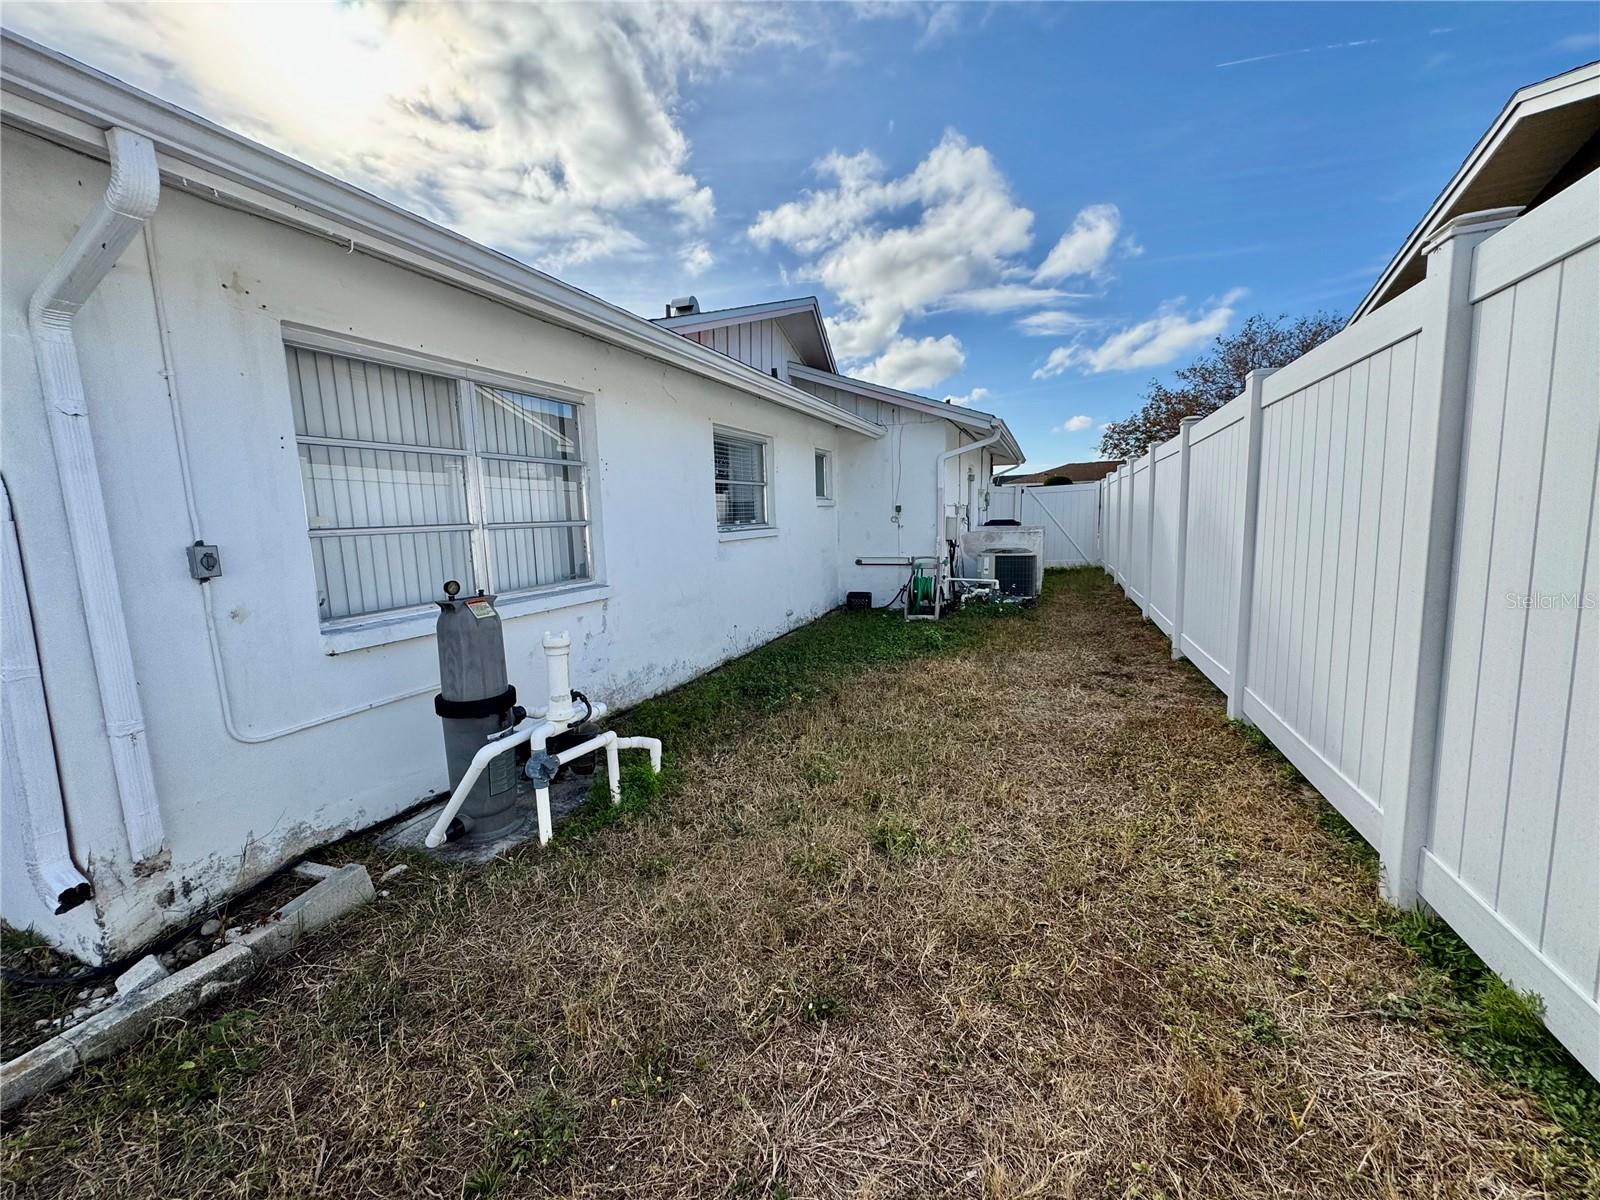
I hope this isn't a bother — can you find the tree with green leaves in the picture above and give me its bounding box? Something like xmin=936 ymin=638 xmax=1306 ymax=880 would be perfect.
xmin=1099 ymin=312 xmax=1344 ymax=460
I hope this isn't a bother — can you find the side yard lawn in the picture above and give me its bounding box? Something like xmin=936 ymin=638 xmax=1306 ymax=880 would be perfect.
xmin=3 ymin=570 xmax=1596 ymax=1199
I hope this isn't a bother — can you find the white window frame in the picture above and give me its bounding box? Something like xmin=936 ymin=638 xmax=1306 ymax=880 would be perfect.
xmin=713 ymin=424 xmax=776 ymax=540
xmin=283 ymin=328 xmax=606 ymax=646
xmin=813 ymin=447 xmax=834 ymax=505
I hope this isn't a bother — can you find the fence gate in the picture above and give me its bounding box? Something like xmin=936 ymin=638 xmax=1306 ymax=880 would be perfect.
xmin=991 ymin=483 xmax=1101 ymax=567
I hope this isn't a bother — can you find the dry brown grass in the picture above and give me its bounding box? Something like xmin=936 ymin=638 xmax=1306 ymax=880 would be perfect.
xmin=4 ymin=571 xmax=1595 ymax=1199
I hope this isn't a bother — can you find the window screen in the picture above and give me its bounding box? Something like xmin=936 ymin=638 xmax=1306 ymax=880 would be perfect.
xmin=287 ymin=346 xmax=591 ymax=622
xmin=714 ymin=431 xmax=768 ymax=528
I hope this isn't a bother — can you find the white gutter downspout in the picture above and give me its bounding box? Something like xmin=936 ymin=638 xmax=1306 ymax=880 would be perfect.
xmin=933 ymin=428 xmax=1003 ymax=618
xmin=2 ymin=480 xmax=94 ymax=912
xmin=26 ymin=127 xmax=166 ymax=861
xmin=934 ymin=429 xmax=1004 ymax=557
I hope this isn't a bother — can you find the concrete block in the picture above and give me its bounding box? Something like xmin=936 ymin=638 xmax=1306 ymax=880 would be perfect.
xmin=276 ymin=863 xmax=374 ymax=939
xmin=236 ymin=918 xmax=296 ymax=962
xmin=0 ymin=1040 xmax=78 ymax=1113
xmin=114 ymin=954 xmax=169 ymax=996
xmin=293 ymin=860 xmax=338 ymax=881
xmin=62 ymin=943 xmax=259 ymax=1065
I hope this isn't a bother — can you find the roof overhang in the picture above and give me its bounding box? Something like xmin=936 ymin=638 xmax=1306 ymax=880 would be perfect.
xmin=0 ymin=33 xmax=883 ymax=440
xmin=787 ymin=364 xmax=1024 ymax=466
xmin=1352 ymin=60 xmax=1600 ymax=322
xmin=653 ymin=296 xmax=837 ymax=373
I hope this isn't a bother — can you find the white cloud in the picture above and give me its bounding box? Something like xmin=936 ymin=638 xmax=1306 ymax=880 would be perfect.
xmin=678 ymin=240 xmax=714 ymax=276
xmin=944 ymin=387 xmax=991 ymax=408
xmin=7 ymin=1 xmax=798 ymax=270
xmin=856 ymin=334 xmax=966 ymax=392
xmin=1032 ymin=289 xmax=1245 ymax=378
xmin=1015 ymin=309 xmax=1100 ymax=337
xmin=749 ymin=131 xmax=1036 ymax=361
xmin=939 ymin=285 xmax=1071 ymax=313
xmin=1034 ymin=204 xmax=1122 ymax=283
xmin=1054 ymin=415 xmax=1094 ymax=433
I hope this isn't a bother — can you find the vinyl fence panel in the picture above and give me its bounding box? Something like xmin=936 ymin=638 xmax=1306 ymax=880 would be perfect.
xmin=1422 ymin=189 xmax=1599 ymax=1072
xmin=1089 ymin=178 xmax=1598 ymax=1076
xmin=1178 ymin=394 xmax=1250 ymax=694
xmin=1148 ymin=440 xmax=1184 ymax=635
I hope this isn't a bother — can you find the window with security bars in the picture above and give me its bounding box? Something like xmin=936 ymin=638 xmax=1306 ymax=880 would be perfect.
xmin=714 ymin=430 xmax=769 ymax=528
xmin=286 ymin=345 xmax=591 ymax=622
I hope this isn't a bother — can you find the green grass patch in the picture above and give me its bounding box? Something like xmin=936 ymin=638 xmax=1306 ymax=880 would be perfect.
xmin=1224 ymin=718 xmax=1304 ymax=783
xmin=1381 ymin=908 xmax=1600 ymax=1154
xmin=1 ymin=925 xmax=89 ymax=1060
xmin=110 ymin=1010 xmax=262 ymax=1111
xmin=608 ymin=600 xmax=1026 ymax=757
xmin=465 ymin=1085 xmax=578 ymax=1196
xmin=869 ymin=813 xmax=922 ymax=864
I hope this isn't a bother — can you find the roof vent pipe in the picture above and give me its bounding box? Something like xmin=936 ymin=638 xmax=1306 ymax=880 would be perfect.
xmin=666 ymin=295 xmax=700 ymax=317
xmin=27 ymin=127 xmax=166 ymax=862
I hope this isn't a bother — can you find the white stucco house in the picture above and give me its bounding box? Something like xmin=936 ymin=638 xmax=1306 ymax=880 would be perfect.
xmin=0 ymin=35 xmax=1022 ymax=962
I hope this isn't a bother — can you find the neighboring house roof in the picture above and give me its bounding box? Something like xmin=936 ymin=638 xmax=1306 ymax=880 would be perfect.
xmin=0 ymin=33 xmax=884 ymax=440
xmin=994 ymin=460 xmax=1122 ymax=486
xmin=651 ymin=296 xmax=837 ymax=373
xmin=1352 ymin=59 xmax=1600 ymax=322
xmin=785 ymin=363 xmax=1025 ymax=466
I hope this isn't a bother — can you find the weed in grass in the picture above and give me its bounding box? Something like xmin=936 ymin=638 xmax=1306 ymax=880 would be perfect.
xmin=799 ymin=991 xmax=845 ymax=1023
xmin=322 ymin=968 xmax=417 ymax=1046
xmin=624 ymin=1041 xmax=677 ymax=1100
xmin=787 ymin=844 xmax=843 ymax=887
xmin=468 ymin=1085 xmax=578 ymax=1193
xmin=870 ymin=813 xmax=921 ymax=864
xmin=111 ymin=1011 xmax=261 ymax=1111
xmin=1242 ymin=1007 xmax=1284 ymax=1047
xmin=800 ymin=753 xmax=841 ymax=786
xmin=637 ymin=854 xmax=673 ymax=883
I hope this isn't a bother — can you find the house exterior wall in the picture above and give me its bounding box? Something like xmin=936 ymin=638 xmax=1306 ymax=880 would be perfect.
xmin=787 ymin=376 xmax=999 ymax=600
xmin=1 ymin=128 xmax=853 ymax=960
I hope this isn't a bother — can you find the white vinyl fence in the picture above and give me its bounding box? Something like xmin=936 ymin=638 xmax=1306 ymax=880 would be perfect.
xmin=1097 ymin=182 xmax=1600 ymax=1078
xmin=990 ymin=483 xmax=1100 ymax=566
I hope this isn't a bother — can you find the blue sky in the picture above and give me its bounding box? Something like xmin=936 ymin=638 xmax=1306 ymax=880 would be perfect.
xmin=9 ymin=2 xmax=1595 ymax=468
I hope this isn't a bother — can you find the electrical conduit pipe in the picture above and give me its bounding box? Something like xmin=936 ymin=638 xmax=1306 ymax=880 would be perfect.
xmin=27 ymin=127 xmax=166 ymax=861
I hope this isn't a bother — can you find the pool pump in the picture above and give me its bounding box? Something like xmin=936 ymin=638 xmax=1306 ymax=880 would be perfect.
xmin=426 ymin=580 xmax=662 ymax=849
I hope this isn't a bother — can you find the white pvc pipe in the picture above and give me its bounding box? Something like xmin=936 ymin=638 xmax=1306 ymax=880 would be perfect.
xmin=613 ymin=736 xmax=664 ymax=774
xmin=422 ymin=718 xmax=557 ymax=849
xmin=543 ymin=631 xmax=575 ymax=724
xmin=933 ymin=429 xmax=1003 ymax=619
xmin=27 ymin=127 xmax=166 ymax=861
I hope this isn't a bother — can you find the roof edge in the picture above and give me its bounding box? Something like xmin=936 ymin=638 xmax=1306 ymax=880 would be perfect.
xmin=788 ymin=364 xmax=1023 ymax=463
xmin=652 ymin=295 xmax=837 ymax=373
xmin=1351 ymin=59 xmax=1600 ymax=323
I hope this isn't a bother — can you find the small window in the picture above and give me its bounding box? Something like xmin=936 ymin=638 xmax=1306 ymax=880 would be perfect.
xmin=814 ymin=449 xmax=832 ymax=502
xmin=286 ymin=345 xmax=591 ymax=623
xmin=714 ymin=429 xmax=769 ymax=528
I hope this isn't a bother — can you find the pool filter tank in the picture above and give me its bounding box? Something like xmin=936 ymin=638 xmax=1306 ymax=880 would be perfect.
xmin=434 ymin=580 xmax=523 ymax=842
